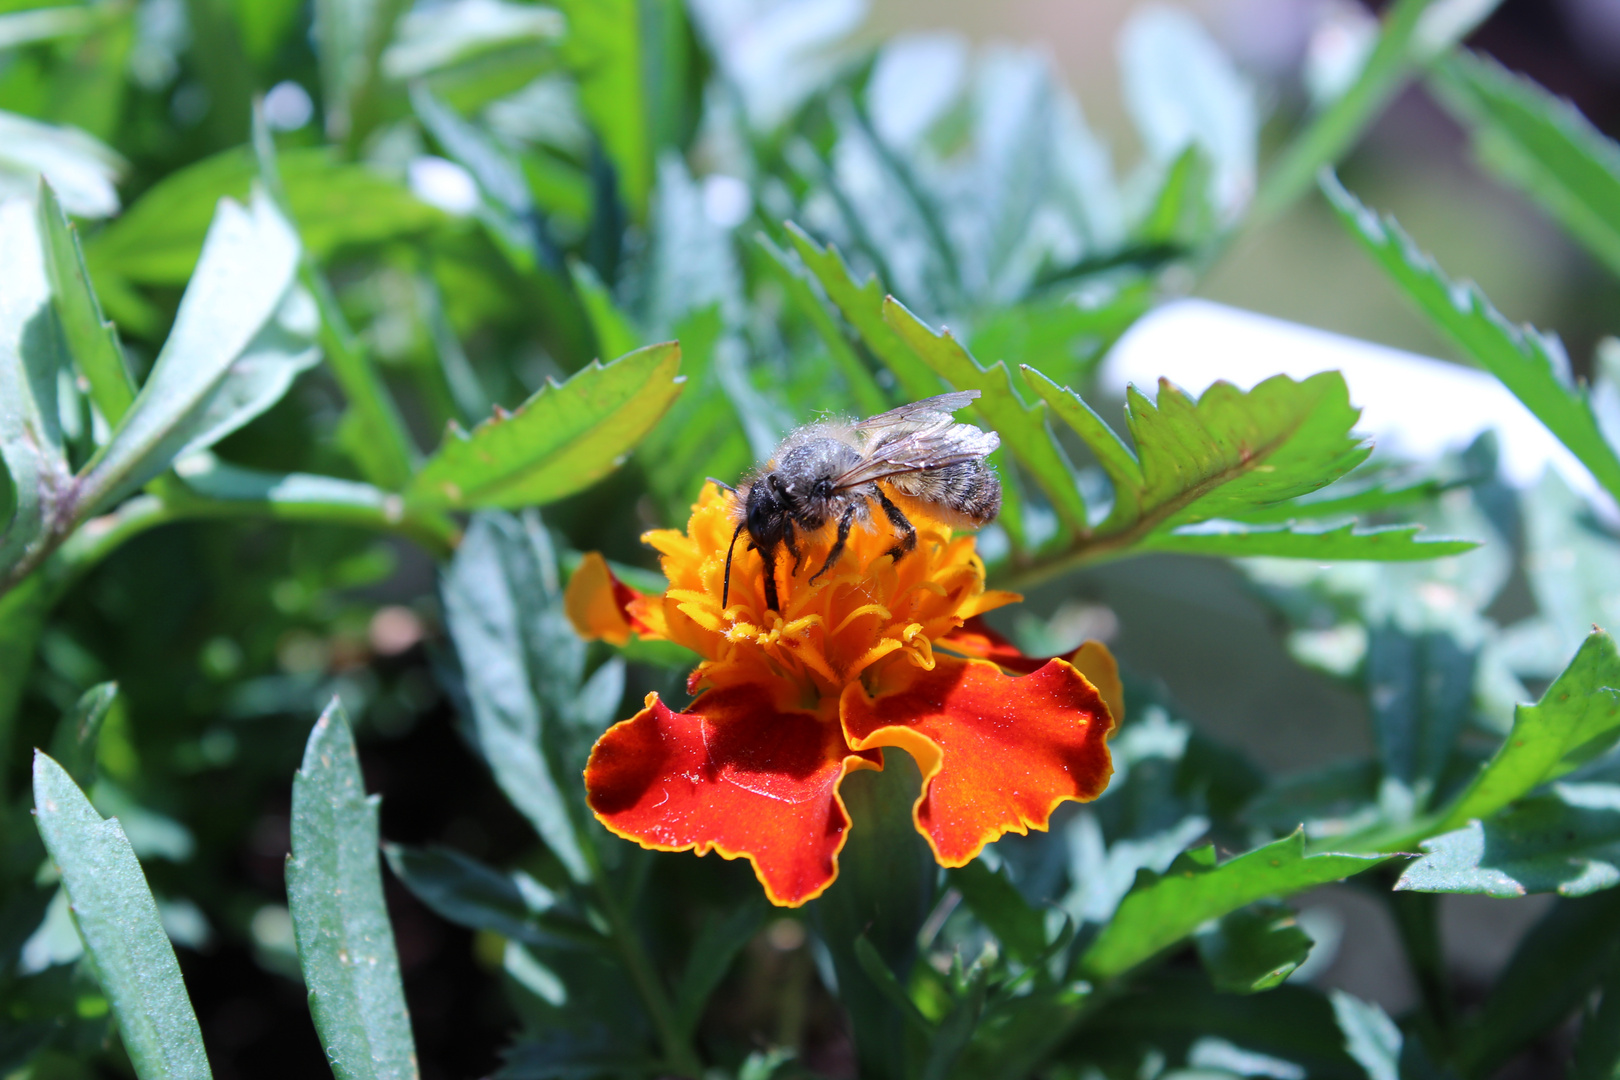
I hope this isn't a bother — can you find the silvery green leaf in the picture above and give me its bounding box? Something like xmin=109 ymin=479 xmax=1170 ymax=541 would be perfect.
xmin=0 ymin=198 xmax=69 ymax=575
xmin=1119 ymin=6 xmax=1257 ymax=220
xmin=0 ymin=111 xmax=125 ymax=219
xmin=646 ymin=153 xmax=744 ymax=335
xmin=381 ymin=0 xmax=563 ymax=80
xmin=77 ymin=187 xmax=300 ymax=515
xmin=686 ymin=0 xmax=864 ymax=131
xmin=0 ymin=6 xmax=96 ymax=50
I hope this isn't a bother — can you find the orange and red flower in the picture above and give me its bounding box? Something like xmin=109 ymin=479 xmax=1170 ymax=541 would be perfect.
xmin=565 ymin=484 xmax=1118 ymax=907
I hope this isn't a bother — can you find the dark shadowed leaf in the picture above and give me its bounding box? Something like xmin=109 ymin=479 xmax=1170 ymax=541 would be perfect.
xmin=1141 ymin=521 xmax=1477 ymax=561
xmin=32 ymin=751 xmax=211 ymax=1080
xmin=673 ymin=899 xmax=769 ymax=1037
xmin=382 ymin=842 xmax=604 ymax=948
xmin=286 ymin=700 xmax=419 ymax=1080
xmin=48 ymin=682 xmax=116 ymax=790
xmin=948 ymin=859 xmax=1048 ymax=965
xmin=1196 ymin=901 xmax=1314 ymax=994
xmin=410 ymin=343 xmax=683 ymax=510
xmin=37 ymin=181 xmax=132 ymax=423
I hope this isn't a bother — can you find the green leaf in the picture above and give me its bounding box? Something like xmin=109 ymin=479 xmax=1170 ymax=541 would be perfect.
xmin=1332 ymin=991 xmax=1402 ymax=1080
xmin=48 ymin=682 xmax=116 ymax=791
xmin=1571 ymin=958 xmax=1620 ymax=1080
xmin=380 ymin=0 xmax=563 ymax=80
xmin=1435 ymin=629 xmax=1620 ymax=833
xmin=37 ymin=181 xmax=133 ymax=424
xmin=381 ymin=842 xmax=604 ymax=949
xmin=1139 ymin=521 xmax=1477 ymax=561
xmin=1366 ymin=627 xmax=1474 ymax=809
xmin=568 ymin=259 xmax=641 ymax=363
xmin=755 ymin=232 xmax=890 ymax=417
xmin=0 ymin=199 xmax=68 ymax=577
xmin=85 ymin=147 xmax=444 ymax=288
xmin=1398 ymin=784 xmax=1620 ymax=898
xmin=286 ymin=700 xmax=419 ymax=1080
xmin=970 ymin=286 xmax=1150 ymax=391
xmin=440 ymin=511 xmax=603 ymax=882
xmin=882 ymin=297 xmax=1088 ymax=531
xmin=1021 ymin=365 xmax=1143 ymax=523
xmin=0 ymin=109 xmax=124 ymax=219
xmin=1454 ymin=890 xmax=1620 ymax=1079
xmin=314 ymin=0 xmax=410 ymax=145
xmin=919 ymin=963 xmax=988 ymax=1080
xmin=1080 ymin=829 xmax=1387 ymax=979
xmin=77 ymin=189 xmax=302 ymax=516
xmin=1323 ymin=172 xmax=1620 ymax=504
xmin=947 ymin=860 xmax=1047 ymax=965
xmin=673 ymin=899 xmax=768 ymax=1037
xmin=31 ymin=751 xmax=211 ymax=1080
xmin=782 ymin=222 xmax=941 ymax=402
xmin=1432 ymin=51 xmax=1620 ymax=279
xmin=1135 ymin=143 xmax=1215 ymax=247
xmin=410 ymin=342 xmax=683 ymax=510
xmin=1195 ymin=901 xmax=1314 ymax=994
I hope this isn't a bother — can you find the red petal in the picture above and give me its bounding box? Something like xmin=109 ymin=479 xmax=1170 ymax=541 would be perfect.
xmin=564 ymin=552 xmax=661 ymax=644
xmin=841 ymin=656 xmax=1114 ymax=867
xmin=585 ymin=685 xmax=880 ymax=906
xmin=940 ymin=617 xmax=1125 ymax=721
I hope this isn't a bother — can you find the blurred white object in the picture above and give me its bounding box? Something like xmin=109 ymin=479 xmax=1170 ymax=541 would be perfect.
xmin=407 ymin=155 xmax=480 ymax=215
xmin=263 ymin=81 xmax=314 ymax=131
xmin=701 ymin=173 xmax=752 ymax=229
xmin=0 ymin=110 xmax=124 ymax=218
xmin=1100 ymin=299 xmax=1606 ymax=504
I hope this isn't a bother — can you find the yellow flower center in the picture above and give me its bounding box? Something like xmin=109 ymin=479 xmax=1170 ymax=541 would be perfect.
xmin=647 ymin=485 xmax=1016 ymax=697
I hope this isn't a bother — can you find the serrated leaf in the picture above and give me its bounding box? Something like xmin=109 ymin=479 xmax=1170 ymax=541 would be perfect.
xmin=441 ymin=511 xmax=596 ymax=881
xmin=32 ymin=752 xmax=211 ymax=1080
xmin=947 ymin=859 xmax=1047 ymax=965
xmin=1140 ymin=520 xmax=1476 ymax=560
xmin=37 ymin=181 xmax=133 ymax=424
xmin=382 ymin=842 xmax=603 ymax=949
xmin=1022 ymin=365 xmax=1143 ymax=523
xmin=85 ymin=147 xmax=443 ymax=288
xmin=1080 ymin=829 xmax=1387 ymax=979
xmin=1195 ymin=901 xmax=1314 ymax=994
xmin=882 ymin=296 xmax=1088 ymax=530
xmin=287 ymin=700 xmax=419 ymax=1080
xmin=1454 ymin=890 xmax=1620 ymax=1079
xmin=409 ymin=342 xmax=683 ymax=510
xmin=1435 ymin=629 xmax=1620 ymax=833
xmin=1433 ymin=51 xmax=1620 ymax=279
xmin=782 ymin=222 xmax=941 ymax=401
xmin=78 ymin=189 xmax=302 ymax=516
xmin=0 ymin=199 xmax=68 ymax=576
xmin=1323 ymin=172 xmax=1620 ymax=504
xmin=1398 ymin=784 xmax=1620 ymax=898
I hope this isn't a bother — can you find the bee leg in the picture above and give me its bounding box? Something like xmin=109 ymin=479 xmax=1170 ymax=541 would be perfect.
xmin=874 ymin=488 xmax=917 ymax=561
xmin=761 ymin=542 xmax=781 ymax=613
xmin=784 ymin=522 xmax=804 ymax=575
xmin=809 ymin=504 xmax=858 ymax=584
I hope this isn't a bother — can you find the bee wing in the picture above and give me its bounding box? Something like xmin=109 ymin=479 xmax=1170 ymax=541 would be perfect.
xmin=852 ymin=390 xmax=981 ymax=433
xmin=831 ymin=423 xmax=1000 ymax=490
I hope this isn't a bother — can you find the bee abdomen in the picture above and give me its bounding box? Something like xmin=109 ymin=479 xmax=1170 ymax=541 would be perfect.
xmin=886 ymin=460 xmax=1001 ymax=527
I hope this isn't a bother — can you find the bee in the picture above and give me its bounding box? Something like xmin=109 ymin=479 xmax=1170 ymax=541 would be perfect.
xmin=718 ymin=390 xmax=1001 ymax=613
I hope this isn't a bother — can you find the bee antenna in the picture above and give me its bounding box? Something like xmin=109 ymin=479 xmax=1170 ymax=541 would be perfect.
xmin=706 ymin=477 xmax=738 ymax=495
xmin=722 ymin=520 xmax=747 ymax=608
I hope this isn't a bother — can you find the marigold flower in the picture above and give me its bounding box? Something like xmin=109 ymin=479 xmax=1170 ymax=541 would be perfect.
xmin=566 ymin=484 xmax=1118 ymax=906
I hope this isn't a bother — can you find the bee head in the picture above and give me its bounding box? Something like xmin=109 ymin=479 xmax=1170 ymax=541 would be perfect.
xmin=745 ymin=473 xmax=790 ymax=548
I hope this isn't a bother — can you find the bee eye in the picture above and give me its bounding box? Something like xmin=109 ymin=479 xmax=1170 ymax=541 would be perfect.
xmin=813 ymin=479 xmax=833 ymax=499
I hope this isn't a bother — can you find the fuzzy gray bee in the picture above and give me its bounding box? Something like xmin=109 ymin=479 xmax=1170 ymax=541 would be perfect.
xmin=718 ymin=391 xmax=1001 ymax=613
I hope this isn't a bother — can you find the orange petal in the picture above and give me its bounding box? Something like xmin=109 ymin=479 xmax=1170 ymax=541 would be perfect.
xmin=841 ymin=656 xmax=1114 ymax=867
xmin=565 ymin=553 xmax=664 ymax=645
xmin=584 ymin=685 xmax=880 ymax=907
xmin=940 ymin=617 xmax=1125 ymax=721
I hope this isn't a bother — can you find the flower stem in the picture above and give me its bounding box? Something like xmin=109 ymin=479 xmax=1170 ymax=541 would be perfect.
xmin=590 ymin=872 xmax=703 ymax=1078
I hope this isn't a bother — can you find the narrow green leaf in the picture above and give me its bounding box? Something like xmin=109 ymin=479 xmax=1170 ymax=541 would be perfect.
xmin=947 ymin=860 xmax=1047 ymax=965
xmin=48 ymin=682 xmax=116 ymax=790
xmin=1140 ymin=520 xmax=1477 ymax=561
xmin=1432 ymin=51 xmax=1620 ymax=279
xmin=1455 ymin=890 xmax=1620 ymax=1079
xmin=568 ymin=259 xmax=642 ymax=362
xmin=1332 ymin=991 xmax=1402 ymax=1080
xmin=755 ymin=232 xmax=890 ymax=417
xmin=381 ymin=842 xmax=604 ymax=949
xmin=77 ymin=189 xmax=302 ymax=516
xmin=0 ymin=198 xmax=69 ymax=578
xmin=287 ymin=700 xmax=419 ymax=1080
xmin=782 ymin=222 xmax=941 ymax=401
xmin=853 ymin=934 xmax=931 ymax=1033
xmin=1323 ymin=172 xmax=1620 ymax=504
xmin=919 ymin=965 xmax=988 ymax=1080
xmin=37 ymin=181 xmax=133 ymax=424
xmin=440 ymin=512 xmax=596 ymax=882
xmin=1080 ymin=829 xmax=1387 ymax=979
xmin=1136 ymin=143 xmax=1214 ymax=247
xmin=1398 ymin=784 xmax=1620 ymax=898
xmin=1571 ymin=957 xmax=1620 ymax=1080
xmin=32 ymin=751 xmax=211 ymax=1080
xmin=1022 ymin=365 xmax=1144 ymax=524
xmin=882 ymin=297 xmax=1088 ymax=531
xmin=673 ymin=899 xmax=769 ymax=1037
xmin=1195 ymin=901 xmax=1314 ymax=994
xmin=1436 ymin=629 xmax=1620 ymax=833
xmin=410 ymin=342 xmax=684 ymax=510
xmin=552 ymin=0 xmax=656 ymax=217
xmin=85 ymin=147 xmax=444 ymax=288
xmin=314 ymin=0 xmax=410 ymax=146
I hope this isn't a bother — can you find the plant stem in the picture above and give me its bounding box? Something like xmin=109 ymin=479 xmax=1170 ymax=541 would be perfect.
xmin=589 ymin=869 xmax=702 ymax=1078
